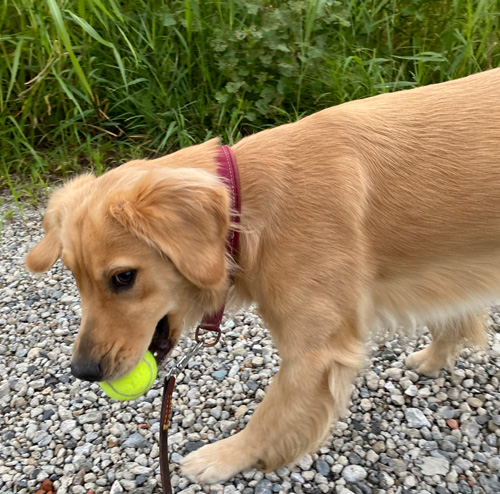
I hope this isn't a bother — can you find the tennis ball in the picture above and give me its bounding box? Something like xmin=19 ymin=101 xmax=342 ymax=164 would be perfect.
xmin=99 ymin=350 xmax=157 ymax=401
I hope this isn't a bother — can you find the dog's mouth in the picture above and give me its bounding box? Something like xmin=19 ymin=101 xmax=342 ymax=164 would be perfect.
xmin=149 ymin=315 xmax=173 ymax=365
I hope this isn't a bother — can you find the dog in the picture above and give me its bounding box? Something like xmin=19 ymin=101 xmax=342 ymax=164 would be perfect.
xmin=26 ymin=68 xmax=500 ymax=484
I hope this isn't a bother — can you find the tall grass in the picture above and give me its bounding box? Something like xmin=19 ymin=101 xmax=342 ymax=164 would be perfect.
xmin=0 ymin=0 xmax=499 ymax=192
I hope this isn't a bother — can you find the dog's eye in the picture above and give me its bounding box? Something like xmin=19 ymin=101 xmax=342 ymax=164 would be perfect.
xmin=111 ymin=270 xmax=136 ymax=291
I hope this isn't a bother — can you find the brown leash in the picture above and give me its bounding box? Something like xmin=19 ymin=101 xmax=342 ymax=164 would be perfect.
xmin=160 ymin=375 xmax=176 ymax=494
xmin=159 ymin=145 xmax=241 ymax=493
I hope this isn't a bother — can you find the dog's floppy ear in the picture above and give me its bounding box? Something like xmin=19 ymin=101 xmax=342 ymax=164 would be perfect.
xmin=26 ymin=174 xmax=95 ymax=273
xmin=109 ymin=168 xmax=230 ymax=290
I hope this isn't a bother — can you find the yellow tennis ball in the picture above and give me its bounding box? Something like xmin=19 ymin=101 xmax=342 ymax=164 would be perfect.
xmin=99 ymin=350 xmax=157 ymax=401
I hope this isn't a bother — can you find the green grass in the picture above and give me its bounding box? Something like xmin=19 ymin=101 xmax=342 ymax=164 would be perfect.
xmin=1 ymin=0 xmax=499 ymax=198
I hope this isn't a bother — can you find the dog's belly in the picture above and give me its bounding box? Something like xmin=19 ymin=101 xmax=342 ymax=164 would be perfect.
xmin=371 ymin=253 xmax=500 ymax=331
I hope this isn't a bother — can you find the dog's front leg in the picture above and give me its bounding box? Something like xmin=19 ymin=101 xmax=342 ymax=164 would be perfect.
xmin=181 ymin=327 xmax=363 ymax=484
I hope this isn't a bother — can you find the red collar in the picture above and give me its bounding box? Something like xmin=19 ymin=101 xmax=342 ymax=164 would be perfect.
xmin=194 ymin=145 xmax=241 ymax=342
xmin=216 ymin=145 xmax=241 ymax=262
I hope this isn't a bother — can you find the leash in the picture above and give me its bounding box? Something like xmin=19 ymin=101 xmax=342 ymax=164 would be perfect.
xmin=159 ymin=145 xmax=241 ymax=493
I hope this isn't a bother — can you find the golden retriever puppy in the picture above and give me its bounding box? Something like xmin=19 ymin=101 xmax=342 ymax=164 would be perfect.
xmin=27 ymin=68 xmax=500 ymax=484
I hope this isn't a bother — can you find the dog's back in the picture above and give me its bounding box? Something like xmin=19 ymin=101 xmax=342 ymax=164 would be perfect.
xmin=345 ymin=69 xmax=500 ymax=324
xmin=235 ymin=69 xmax=500 ymax=327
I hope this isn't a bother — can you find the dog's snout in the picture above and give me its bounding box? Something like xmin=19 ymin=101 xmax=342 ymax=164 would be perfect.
xmin=71 ymin=358 xmax=103 ymax=382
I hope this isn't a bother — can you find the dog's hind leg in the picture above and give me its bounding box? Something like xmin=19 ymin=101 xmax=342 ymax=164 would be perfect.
xmin=405 ymin=311 xmax=487 ymax=377
xmin=181 ymin=310 xmax=365 ymax=484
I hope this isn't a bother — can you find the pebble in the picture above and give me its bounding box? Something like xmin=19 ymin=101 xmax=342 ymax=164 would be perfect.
xmin=255 ymin=479 xmax=273 ymax=494
xmin=404 ymin=384 xmax=419 ymax=397
xmin=365 ymin=450 xmax=380 ymax=464
xmin=360 ymin=398 xmax=372 ymax=411
xmin=299 ymin=454 xmax=313 ymax=470
xmin=212 ymin=370 xmax=228 ymax=381
xmin=467 ymin=396 xmax=484 ymax=408
xmin=379 ymin=471 xmax=395 ymax=488
xmin=439 ymin=406 xmax=458 ymax=419
xmin=109 ymin=423 xmax=125 ymax=437
xmin=290 ymin=472 xmax=304 ymax=483
xmin=385 ymin=368 xmax=403 ymax=380
xmin=391 ymin=394 xmax=405 ymax=406
xmin=461 ymin=420 xmax=480 ymax=438
xmin=405 ymin=408 xmax=431 ymax=428
xmin=60 ymin=419 xmax=77 ymax=434
xmin=451 ymin=369 xmax=466 ymax=386
xmin=255 ymin=389 xmax=266 ymax=401
xmin=251 ymin=356 xmax=264 ymax=367
xmin=185 ymin=441 xmax=203 ymax=453
xmin=316 ymin=460 xmax=330 ymax=476
xmin=420 ymin=457 xmax=450 ymax=476
xmin=220 ymin=420 xmax=237 ymax=433
xmin=440 ymin=439 xmax=456 ymax=452
xmin=388 ymin=458 xmax=407 ymax=474
xmin=231 ymin=343 xmax=246 ymax=357
xmin=122 ymin=433 xmax=148 ymax=449
xmin=246 ymin=380 xmax=259 ymax=392
xmin=78 ymin=411 xmax=102 ymax=424
xmin=365 ymin=371 xmax=379 ymax=390
xmin=342 ymin=465 xmax=367 ymax=482
xmin=228 ymin=362 xmax=240 ymax=378
xmin=235 ymin=405 xmax=248 ymax=419
xmin=109 ymin=480 xmax=123 ymax=494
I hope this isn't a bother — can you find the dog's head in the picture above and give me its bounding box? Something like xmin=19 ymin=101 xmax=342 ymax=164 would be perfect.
xmin=26 ymin=140 xmax=231 ymax=381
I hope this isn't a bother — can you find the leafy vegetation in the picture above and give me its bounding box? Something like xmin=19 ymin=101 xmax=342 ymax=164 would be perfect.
xmin=1 ymin=0 xmax=499 ymax=195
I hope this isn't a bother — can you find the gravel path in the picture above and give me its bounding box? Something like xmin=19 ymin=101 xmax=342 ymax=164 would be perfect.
xmin=1 ymin=194 xmax=500 ymax=494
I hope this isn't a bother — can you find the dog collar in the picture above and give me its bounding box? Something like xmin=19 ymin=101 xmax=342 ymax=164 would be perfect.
xmin=194 ymin=145 xmax=241 ymax=340
xmin=216 ymin=144 xmax=241 ymax=262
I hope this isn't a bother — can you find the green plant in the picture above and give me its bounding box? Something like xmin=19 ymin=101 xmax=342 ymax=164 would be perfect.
xmin=0 ymin=0 xmax=499 ymax=192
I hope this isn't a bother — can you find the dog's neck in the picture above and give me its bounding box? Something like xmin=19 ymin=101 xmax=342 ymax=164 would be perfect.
xmin=149 ymin=136 xmax=286 ymax=306
xmin=228 ymin=135 xmax=291 ymax=304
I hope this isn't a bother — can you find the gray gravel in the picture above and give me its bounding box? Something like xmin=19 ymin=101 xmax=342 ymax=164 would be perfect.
xmin=2 ymin=194 xmax=500 ymax=494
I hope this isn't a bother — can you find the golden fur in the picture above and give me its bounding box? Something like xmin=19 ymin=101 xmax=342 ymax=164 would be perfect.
xmin=27 ymin=69 xmax=500 ymax=483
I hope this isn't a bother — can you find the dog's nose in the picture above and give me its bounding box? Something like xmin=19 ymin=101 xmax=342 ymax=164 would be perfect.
xmin=71 ymin=359 xmax=103 ymax=382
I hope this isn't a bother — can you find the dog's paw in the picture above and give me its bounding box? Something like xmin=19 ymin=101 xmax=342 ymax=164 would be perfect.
xmin=405 ymin=347 xmax=442 ymax=377
xmin=181 ymin=434 xmax=256 ymax=484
